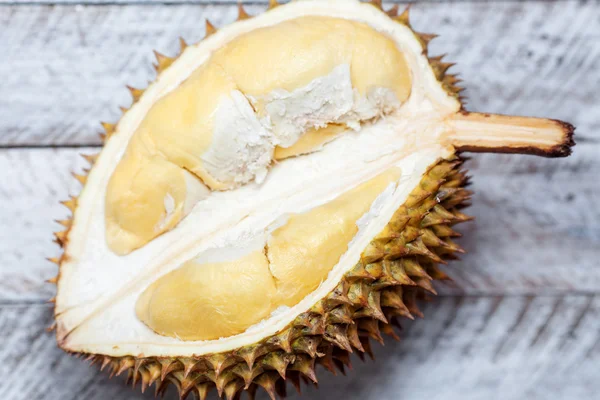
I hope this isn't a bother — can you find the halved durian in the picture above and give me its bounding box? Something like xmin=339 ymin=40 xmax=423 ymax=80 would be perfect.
xmin=50 ymin=1 xmax=574 ymax=399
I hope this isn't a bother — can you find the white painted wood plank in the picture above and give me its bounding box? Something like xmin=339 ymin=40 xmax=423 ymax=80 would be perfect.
xmin=444 ymin=150 xmax=600 ymax=296
xmin=1 ymin=144 xmax=598 ymax=301
xmin=0 ymin=148 xmax=84 ymax=301
xmin=0 ymin=1 xmax=598 ymax=146
xmin=2 ymin=296 xmax=599 ymax=399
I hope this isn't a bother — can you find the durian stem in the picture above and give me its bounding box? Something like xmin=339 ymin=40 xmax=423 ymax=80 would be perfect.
xmin=445 ymin=111 xmax=575 ymax=157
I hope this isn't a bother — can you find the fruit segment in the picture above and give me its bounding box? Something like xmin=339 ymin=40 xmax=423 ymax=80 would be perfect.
xmin=136 ymin=168 xmax=402 ymax=340
xmin=105 ymin=16 xmax=412 ymax=255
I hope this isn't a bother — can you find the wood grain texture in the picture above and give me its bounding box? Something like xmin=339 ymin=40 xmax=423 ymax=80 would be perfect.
xmin=2 ymin=296 xmax=599 ymax=399
xmin=1 ymin=143 xmax=598 ymax=301
xmin=0 ymin=1 xmax=598 ymax=146
xmin=0 ymin=148 xmax=84 ymax=302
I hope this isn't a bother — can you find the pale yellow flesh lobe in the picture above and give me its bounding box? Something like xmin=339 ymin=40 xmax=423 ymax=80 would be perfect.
xmin=267 ymin=167 xmax=403 ymax=307
xmin=135 ymin=250 xmax=276 ymax=341
xmin=136 ymin=167 xmax=402 ymax=341
xmin=274 ymin=124 xmax=346 ymax=160
xmin=105 ymin=16 xmax=412 ymax=256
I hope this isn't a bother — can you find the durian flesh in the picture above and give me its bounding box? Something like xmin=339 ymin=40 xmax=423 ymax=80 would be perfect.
xmin=52 ymin=0 xmax=574 ymax=397
xmin=136 ymin=168 xmax=403 ymax=341
xmin=105 ymin=16 xmax=412 ymax=255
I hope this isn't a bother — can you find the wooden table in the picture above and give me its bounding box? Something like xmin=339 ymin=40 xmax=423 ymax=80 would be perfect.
xmin=1 ymin=1 xmax=599 ymax=399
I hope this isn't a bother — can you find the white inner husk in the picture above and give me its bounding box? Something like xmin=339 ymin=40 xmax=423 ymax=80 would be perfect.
xmin=56 ymin=0 xmax=460 ymax=357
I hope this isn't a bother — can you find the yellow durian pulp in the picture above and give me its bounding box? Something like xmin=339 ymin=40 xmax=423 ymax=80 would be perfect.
xmin=105 ymin=16 xmax=412 ymax=256
xmin=136 ymin=168 xmax=402 ymax=340
xmin=274 ymin=124 xmax=347 ymax=160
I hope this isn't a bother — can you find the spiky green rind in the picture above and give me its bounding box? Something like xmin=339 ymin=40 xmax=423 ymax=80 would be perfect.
xmin=71 ymin=157 xmax=472 ymax=400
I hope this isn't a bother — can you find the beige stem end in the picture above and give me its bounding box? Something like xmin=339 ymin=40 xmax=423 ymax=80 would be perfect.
xmin=444 ymin=111 xmax=575 ymax=157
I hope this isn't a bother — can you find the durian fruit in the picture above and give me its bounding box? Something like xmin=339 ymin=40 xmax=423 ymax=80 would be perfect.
xmin=50 ymin=0 xmax=574 ymax=398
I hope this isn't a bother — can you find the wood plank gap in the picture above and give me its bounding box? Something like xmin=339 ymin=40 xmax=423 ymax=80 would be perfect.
xmin=5 ymin=291 xmax=600 ymax=308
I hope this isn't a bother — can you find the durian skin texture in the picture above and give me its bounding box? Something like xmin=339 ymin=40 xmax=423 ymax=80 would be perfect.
xmin=52 ymin=2 xmax=575 ymax=399
xmin=82 ymin=157 xmax=475 ymax=400
xmin=136 ymin=168 xmax=403 ymax=341
xmin=105 ymin=16 xmax=412 ymax=256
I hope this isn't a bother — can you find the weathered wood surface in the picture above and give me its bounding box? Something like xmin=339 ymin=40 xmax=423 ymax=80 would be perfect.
xmin=2 ymin=143 xmax=598 ymax=301
xmin=2 ymin=296 xmax=600 ymax=400
xmin=1 ymin=1 xmax=599 ymax=399
xmin=0 ymin=1 xmax=598 ymax=146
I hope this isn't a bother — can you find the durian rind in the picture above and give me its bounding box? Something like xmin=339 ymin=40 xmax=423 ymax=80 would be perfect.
xmin=69 ymin=157 xmax=472 ymax=400
xmin=51 ymin=1 xmax=577 ymax=398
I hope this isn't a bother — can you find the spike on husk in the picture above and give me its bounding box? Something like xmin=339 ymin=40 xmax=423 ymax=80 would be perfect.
xmin=205 ymin=20 xmax=217 ymax=37
xmin=153 ymin=50 xmax=175 ymax=73
xmin=395 ymin=5 xmax=411 ymax=26
xmin=368 ymin=0 xmax=383 ymax=10
xmin=237 ymin=3 xmax=251 ymax=21
xmin=179 ymin=37 xmax=188 ymax=52
xmin=416 ymin=32 xmax=438 ymax=50
xmin=80 ymin=152 xmax=98 ymax=166
xmin=72 ymin=172 xmax=87 ymax=185
xmin=386 ymin=4 xmax=399 ymax=17
xmin=126 ymin=85 xmax=144 ymax=102
xmin=47 ymin=256 xmax=61 ymax=265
